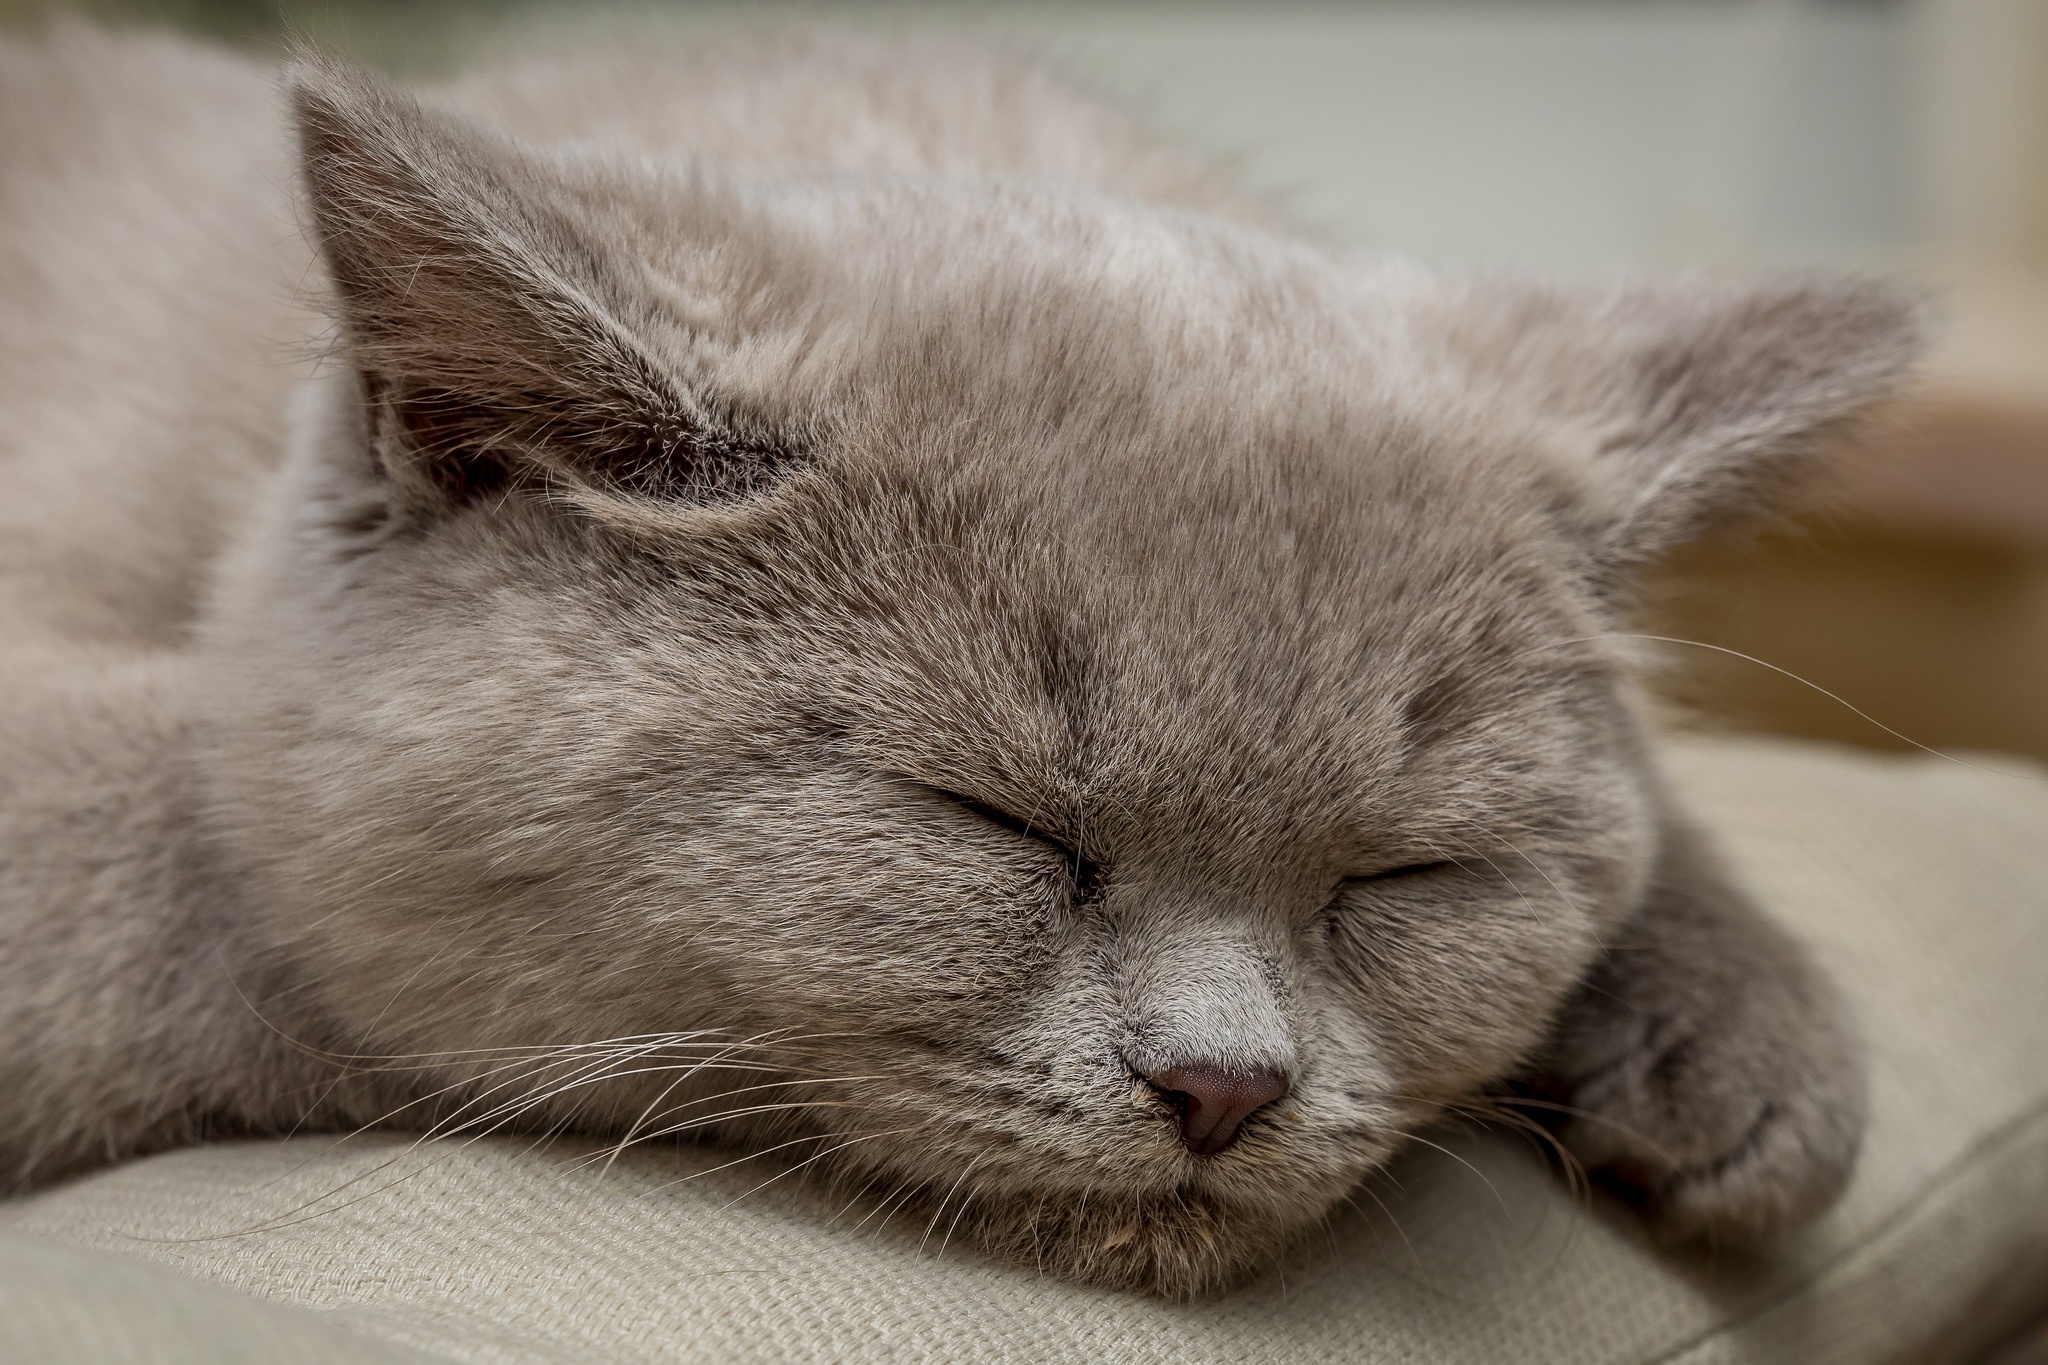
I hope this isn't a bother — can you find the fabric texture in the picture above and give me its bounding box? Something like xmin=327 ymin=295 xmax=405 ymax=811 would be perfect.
xmin=3 ymin=736 xmax=2046 ymax=1364
xmin=0 ymin=1232 xmax=439 ymax=1364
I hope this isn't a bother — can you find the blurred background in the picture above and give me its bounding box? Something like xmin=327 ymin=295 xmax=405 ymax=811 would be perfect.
xmin=4 ymin=0 xmax=2047 ymax=764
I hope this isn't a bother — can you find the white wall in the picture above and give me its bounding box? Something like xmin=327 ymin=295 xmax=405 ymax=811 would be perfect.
xmin=476 ymin=0 xmax=1993 ymax=276
xmin=995 ymin=1 xmax=1914 ymax=275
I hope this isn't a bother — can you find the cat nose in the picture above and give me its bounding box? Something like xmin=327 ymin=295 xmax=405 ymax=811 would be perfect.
xmin=1145 ymin=1063 xmax=1290 ymax=1156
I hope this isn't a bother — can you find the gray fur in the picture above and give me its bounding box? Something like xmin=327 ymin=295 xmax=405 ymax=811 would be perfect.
xmin=0 ymin=23 xmax=1914 ymax=1295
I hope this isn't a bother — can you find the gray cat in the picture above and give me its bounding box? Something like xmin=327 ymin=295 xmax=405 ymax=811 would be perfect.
xmin=0 ymin=23 xmax=1919 ymax=1296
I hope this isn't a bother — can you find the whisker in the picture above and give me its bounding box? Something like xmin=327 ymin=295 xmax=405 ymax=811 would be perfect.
xmin=851 ymin=1172 xmax=928 ymax=1238
xmin=824 ymin=1165 xmax=893 ymax=1228
xmin=1436 ymin=1097 xmax=1593 ymax=1212
xmin=1481 ymin=1093 xmax=1684 ymax=1172
xmin=920 ymin=1150 xmax=990 ymax=1258
xmin=1418 ymin=832 xmax=1550 ymax=933
xmin=1397 ymin=1130 xmax=1513 ymax=1224
xmin=1442 ymin=816 xmax=1592 ymax=928
xmin=603 ymin=1096 xmax=893 ymax=1153
xmin=1588 ymin=632 xmax=2032 ymax=779
xmin=710 ymin=1130 xmax=917 ymax=1214
xmin=934 ymin=1162 xmax=991 ymax=1260
xmin=595 ymin=1048 xmax=752 ymax=1180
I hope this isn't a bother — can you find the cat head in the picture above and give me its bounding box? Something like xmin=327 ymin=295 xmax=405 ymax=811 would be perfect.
xmin=200 ymin=57 xmax=1923 ymax=1295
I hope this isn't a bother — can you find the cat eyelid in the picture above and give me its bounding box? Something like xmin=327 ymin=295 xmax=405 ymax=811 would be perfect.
xmin=936 ymin=788 xmax=1059 ymax=848
xmin=920 ymin=785 xmax=1105 ymax=894
xmin=1320 ymin=858 xmax=1461 ymax=923
xmin=1344 ymin=859 xmax=1457 ymax=884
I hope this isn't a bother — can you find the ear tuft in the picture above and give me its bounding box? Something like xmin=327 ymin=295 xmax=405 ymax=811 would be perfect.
xmin=287 ymin=54 xmax=801 ymax=513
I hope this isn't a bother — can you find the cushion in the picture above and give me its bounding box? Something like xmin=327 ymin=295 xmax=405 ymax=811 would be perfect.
xmin=0 ymin=1233 xmax=434 ymax=1364
xmin=4 ymin=736 xmax=2046 ymax=1364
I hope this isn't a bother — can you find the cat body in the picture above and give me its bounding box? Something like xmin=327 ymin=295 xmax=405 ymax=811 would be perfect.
xmin=0 ymin=21 xmax=1913 ymax=1294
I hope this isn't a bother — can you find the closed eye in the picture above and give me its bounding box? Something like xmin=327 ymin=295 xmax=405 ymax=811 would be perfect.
xmin=1322 ymin=859 xmax=1457 ymax=924
xmin=1349 ymin=859 xmax=1455 ymax=883
xmin=925 ymin=786 xmax=1105 ymax=900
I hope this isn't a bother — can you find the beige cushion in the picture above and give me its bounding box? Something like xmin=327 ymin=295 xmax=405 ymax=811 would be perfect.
xmin=0 ymin=1233 xmax=435 ymax=1364
xmin=4 ymin=737 xmax=2046 ymax=1364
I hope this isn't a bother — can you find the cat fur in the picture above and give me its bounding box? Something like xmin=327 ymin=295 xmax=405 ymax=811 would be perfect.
xmin=0 ymin=21 xmax=1920 ymax=1295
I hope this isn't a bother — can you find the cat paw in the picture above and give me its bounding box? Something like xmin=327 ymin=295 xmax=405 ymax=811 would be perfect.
xmin=1540 ymin=904 xmax=1866 ymax=1246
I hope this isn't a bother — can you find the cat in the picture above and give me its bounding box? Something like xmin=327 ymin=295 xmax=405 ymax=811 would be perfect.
xmin=0 ymin=19 xmax=1920 ymax=1297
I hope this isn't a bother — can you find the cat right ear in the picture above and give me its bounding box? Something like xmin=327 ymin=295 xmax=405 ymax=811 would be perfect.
xmin=289 ymin=56 xmax=800 ymax=515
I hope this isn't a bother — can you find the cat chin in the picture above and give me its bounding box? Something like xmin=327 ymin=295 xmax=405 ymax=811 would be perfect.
xmin=936 ymin=1180 xmax=1323 ymax=1298
xmin=819 ymin=1130 xmax=1379 ymax=1297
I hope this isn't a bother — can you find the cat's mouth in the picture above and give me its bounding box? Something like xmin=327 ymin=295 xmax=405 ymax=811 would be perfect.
xmin=829 ymin=1148 xmax=1343 ymax=1298
xmin=518 ymin=1035 xmax=1399 ymax=1294
xmin=794 ymin=1079 xmax=1394 ymax=1296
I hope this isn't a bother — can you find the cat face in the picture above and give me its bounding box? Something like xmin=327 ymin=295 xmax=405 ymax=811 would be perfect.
xmin=198 ymin=60 xmax=1920 ymax=1295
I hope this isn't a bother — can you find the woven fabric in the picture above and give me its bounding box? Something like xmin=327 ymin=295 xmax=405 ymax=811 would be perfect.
xmin=4 ymin=737 xmax=2046 ymax=1364
xmin=0 ymin=1232 xmax=438 ymax=1364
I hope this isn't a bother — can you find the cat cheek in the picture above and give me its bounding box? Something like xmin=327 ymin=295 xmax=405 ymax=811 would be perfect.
xmin=675 ymin=836 xmax=1058 ymax=1019
xmin=1321 ymin=887 xmax=1585 ymax=1083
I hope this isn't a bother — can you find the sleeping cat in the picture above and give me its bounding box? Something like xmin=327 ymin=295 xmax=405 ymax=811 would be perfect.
xmin=0 ymin=21 xmax=1918 ymax=1296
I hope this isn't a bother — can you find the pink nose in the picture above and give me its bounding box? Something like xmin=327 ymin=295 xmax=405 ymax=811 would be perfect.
xmin=1146 ymin=1063 xmax=1290 ymax=1156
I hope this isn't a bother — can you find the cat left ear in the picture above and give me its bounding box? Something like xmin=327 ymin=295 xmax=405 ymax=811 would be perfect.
xmin=290 ymin=55 xmax=797 ymax=514
xmin=1432 ymin=277 xmax=1929 ymax=576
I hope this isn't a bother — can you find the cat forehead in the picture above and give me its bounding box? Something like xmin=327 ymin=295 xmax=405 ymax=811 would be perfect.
xmin=478 ymin=155 xmax=1586 ymax=691
xmin=784 ymin=515 xmax=1606 ymax=874
xmin=635 ymin=414 xmax=1595 ymax=818
xmin=601 ymin=166 xmax=1428 ymax=428
xmin=576 ymin=174 xmax=1582 ymax=698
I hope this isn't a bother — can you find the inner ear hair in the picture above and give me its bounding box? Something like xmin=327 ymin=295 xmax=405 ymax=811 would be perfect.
xmin=290 ymin=54 xmax=805 ymax=515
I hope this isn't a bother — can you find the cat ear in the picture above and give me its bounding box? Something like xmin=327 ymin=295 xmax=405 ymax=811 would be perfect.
xmin=1432 ymin=277 xmax=1929 ymax=574
xmin=290 ymin=57 xmax=796 ymax=512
